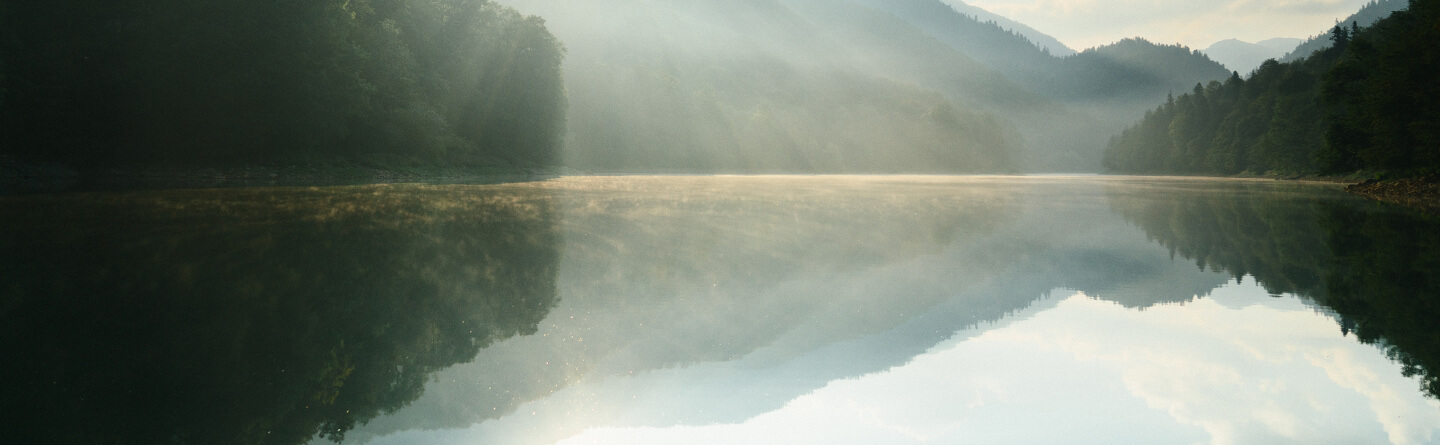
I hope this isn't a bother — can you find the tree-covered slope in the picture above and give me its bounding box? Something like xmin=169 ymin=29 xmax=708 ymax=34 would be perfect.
xmin=501 ymin=0 xmax=1026 ymax=173
xmin=803 ymin=0 xmax=1232 ymax=171
xmin=1279 ymin=0 xmax=1410 ymax=63
xmin=938 ymin=0 xmax=1076 ymax=56
xmin=1104 ymin=0 xmax=1439 ymax=178
xmin=1053 ymin=38 xmax=1231 ymax=106
xmin=0 ymin=0 xmax=566 ymax=170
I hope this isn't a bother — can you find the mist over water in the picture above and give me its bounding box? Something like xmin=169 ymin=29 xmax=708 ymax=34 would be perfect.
xmin=3 ymin=1 xmax=1436 ymax=444
xmin=6 ymin=176 xmax=1439 ymax=444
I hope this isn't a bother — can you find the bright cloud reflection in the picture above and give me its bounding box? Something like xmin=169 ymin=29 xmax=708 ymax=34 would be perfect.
xmin=558 ymin=282 xmax=1440 ymax=445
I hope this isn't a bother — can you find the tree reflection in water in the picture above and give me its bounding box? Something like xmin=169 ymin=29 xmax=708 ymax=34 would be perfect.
xmin=0 ymin=185 xmax=562 ymax=444
xmin=1108 ymin=179 xmax=1440 ymax=400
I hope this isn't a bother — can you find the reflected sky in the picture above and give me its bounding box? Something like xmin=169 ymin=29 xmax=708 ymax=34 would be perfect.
xmin=3 ymin=176 xmax=1427 ymax=444
xmin=320 ymin=176 xmax=1439 ymax=445
xmin=557 ymin=283 xmax=1440 ymax=445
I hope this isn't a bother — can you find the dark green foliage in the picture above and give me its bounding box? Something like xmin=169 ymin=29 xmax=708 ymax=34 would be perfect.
xmin=1105 ymin=0 xmax=1439 ymax=178
xmin=1280 ymin=0 xmax=1409 ymax=63
xmin=1320 ymin=0 xmax=1440 ymax=175
xmin=1106 ymin=181 xmax=1338 ymax=299
xmin=1322 ymin=204 xmax=1440 ymax=398
xmin=1109 ymin=181 xmax=1440 ymax=399
xmin=0 ymin=185 xmax=560 ymax=444
xmin=1104 ymin=49 xmax=1340 ymax=175
xmin=0 ymin=0 xmax=565 ymax=169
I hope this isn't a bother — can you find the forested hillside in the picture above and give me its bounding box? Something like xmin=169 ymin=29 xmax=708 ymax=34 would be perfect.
xmin=1279 ymin=0 xmax=1410 ymax=63
xmin=0 ymin=0 xmax=566 ymax=169
xmin=862 ymin=0 xmax=1228 ymax=106
xmin=1104 ymin=0 xmax=1438 ymax=177
xmin=784 ymin=0 xmax=1232 ymax=171
xmin=503 ymin=0 xmax=1229 ymax=173
xmin=501 ymin=0 xmax=1025 ymax=173
xmin=1 ymin=0 xmax=1244 ymax=175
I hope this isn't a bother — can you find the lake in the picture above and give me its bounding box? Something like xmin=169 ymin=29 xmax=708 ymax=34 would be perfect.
xmin=3 ymin=175 xmax=1439 ymax=445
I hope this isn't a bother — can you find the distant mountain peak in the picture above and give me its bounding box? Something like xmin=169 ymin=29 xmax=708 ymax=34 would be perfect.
xmin=1201 ymin=37 xmax=1302 ymax=75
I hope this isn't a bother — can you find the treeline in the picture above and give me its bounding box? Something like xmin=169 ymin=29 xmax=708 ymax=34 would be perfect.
xmin=1104 ymin=0 xmax=1439 ymax=177
xmin=0 ymin=0 xmax=565 ymax=169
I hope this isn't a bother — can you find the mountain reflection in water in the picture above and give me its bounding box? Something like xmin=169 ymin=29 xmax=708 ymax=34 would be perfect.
xmin=2 ymin=176 xmax=1438 ymax=445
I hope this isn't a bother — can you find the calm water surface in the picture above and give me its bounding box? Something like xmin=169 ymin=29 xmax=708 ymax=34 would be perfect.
xmin=3 ymin=176 xmax=1438 ymax=444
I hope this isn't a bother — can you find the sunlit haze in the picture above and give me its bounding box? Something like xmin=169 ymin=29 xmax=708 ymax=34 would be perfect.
xmin=961 ymin=0 xmax=1377 ymax=49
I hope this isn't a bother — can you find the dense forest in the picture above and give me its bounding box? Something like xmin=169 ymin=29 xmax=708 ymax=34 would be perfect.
xmin=1104 ymin=0 xmax=1439 ymax=177
xmin=1278 ymin=0 xmax=1410 ymax=63
xmin=0 ymin=0 xmax=565 ymax=169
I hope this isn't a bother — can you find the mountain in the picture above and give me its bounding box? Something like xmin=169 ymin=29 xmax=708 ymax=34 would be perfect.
xmin=847 ymin=0 xmax=1230 ymax=167
xmin=1202 ymin=38 xmax=1303 ymax=75
xmin=1053 ymin=38 xmax=1230 ymax=105
xmin=1279 ymin=0 xmax=1408 ymax=62
xmin=937 ymin=0 xmax=1076 ymax=56
xmin=848 ymin=0 xmax=1228 ymax=109
xmin=504 ymin=0 xmax=1230 ymax=173
xmin=1104 ymin=0 xmax=1440 ymax=178
xmin=501 ymin=0 xmax=1026 ymax=173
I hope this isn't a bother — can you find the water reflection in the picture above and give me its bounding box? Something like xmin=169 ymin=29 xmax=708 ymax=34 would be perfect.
xmin=0 ymin=185 xmax=561 ymax=444
xmin=342 ymin=176 xmax=1386 ymax=445
xmin=1107 ymin=178 xmax=1440 ymax=401
xmin=554 ymin=285 xmax=1440 ymax=445
xmin=4 ymin=177 xmax=1439 ymax=445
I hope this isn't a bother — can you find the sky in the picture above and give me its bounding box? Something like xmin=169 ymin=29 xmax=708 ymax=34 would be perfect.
xmin=961 ymin=0 xmax=1378 ymax=50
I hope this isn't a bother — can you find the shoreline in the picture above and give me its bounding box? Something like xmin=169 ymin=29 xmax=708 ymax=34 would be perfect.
xmin=0 ymin=159 xmax=569 ymax=195
xmin=6 ymin=160 xmax=1439 ymax=214
xmin=1344 ymin=175 xmax=1440 ymax=213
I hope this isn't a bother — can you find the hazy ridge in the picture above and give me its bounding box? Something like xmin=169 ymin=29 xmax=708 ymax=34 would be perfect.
xmin=507 ymin=0 xmax=1229 ymax=173
xmin=1201 ymin=38 xmax=1303 ymax=75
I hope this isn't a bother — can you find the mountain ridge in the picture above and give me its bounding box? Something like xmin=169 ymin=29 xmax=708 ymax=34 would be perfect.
xmin=1202 ymin=37 xmax=1303 ymax=75
xmin=500 ymin=0 xmax=1230 ymax=173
